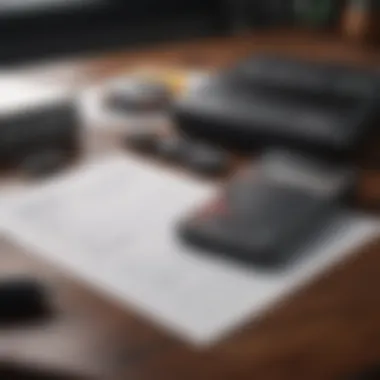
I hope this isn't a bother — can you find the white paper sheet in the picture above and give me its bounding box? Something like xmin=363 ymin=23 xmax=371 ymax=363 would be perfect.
xmin=0 ymin=77 xmax=71 ymax=115
xmin=0 ymin=155 xmax=378 ymax=345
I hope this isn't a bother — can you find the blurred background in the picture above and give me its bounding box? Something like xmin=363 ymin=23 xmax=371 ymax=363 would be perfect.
xmin=0 ymin=0 xmax=379 ymax=66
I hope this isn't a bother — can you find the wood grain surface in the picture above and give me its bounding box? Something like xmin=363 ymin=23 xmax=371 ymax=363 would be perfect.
xmin=0 ymin=30 xmax=380 ymax=380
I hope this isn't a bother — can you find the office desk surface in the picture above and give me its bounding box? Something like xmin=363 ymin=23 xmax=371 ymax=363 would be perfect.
xmin=1 ymin=31 xmax=380 ymax=380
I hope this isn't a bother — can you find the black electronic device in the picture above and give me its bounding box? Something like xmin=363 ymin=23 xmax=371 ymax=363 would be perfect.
xmin=174 ymin=55 xmax=380 ymax=159
xmin=181 ymin=141 xmax=231 ymax=175
xmin=124 ymin=129 xmax=161 ymax=154
xmin=0 ymin=278 xmax=50 ymax=325
xmin=20 ymin=150 xmax=72 ymax=179
xmin=156 ymin=135 xmax=231 ymax=174
xmin=124 ymin=130 xmax=232 ymax=175
xmin=155 ymin=135 xmax=189 ymax=161
xmin=106 ymin=78 xmax=171 ymax=114
xmin=178 ymin=150 xmax=354 ymax=269
xmin=0 ymin=90 xmax=79 ymax=171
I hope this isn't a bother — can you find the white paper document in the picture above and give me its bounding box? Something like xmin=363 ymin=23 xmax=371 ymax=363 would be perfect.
xmin=0 ymin=155 xmax=378 ymax=345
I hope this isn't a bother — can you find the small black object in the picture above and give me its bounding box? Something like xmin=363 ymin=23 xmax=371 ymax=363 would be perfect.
xmin=20 ymin=150 xmax=70 ymax=178
xmin=155 ymin=135 xmax=188 ymax=161
xmin=0 ymin=100 xmax=79 ymax=170
xmin=182 ymin=142 xmax=231 ymax=175
xmin=155 ymin=136 xmax=231 ymax=174
xmin=124 ymin=130 xmax=160 ymax=154
xmin=178 ymin=150 xmax=354 ymax=269
xmin=0 ymin=279 xmax=50 ymax=325
xmin=107 ymin=78 xmax=171 ymax=114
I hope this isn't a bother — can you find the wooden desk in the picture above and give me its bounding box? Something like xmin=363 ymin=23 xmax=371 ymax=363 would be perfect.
xmin=1 ymin=31 xmax=380 ymax=380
